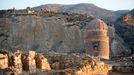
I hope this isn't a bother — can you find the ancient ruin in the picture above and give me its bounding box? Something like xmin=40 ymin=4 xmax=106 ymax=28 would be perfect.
xmin=84 ymin=19 xmax=109 ymax=59
xmin=0 ymin=50 xmax=111 ymax=75
xmin=0 ymin=8 xmax=130 ymax=58
xmin=0 ymin=8 xmax=133 ymax=75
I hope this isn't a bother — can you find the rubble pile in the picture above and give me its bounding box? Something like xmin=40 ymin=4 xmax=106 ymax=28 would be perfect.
xmin=64 ymin=56 xmax=111 ymax=75
xmin=46 ymin=55 xmax=111 ymax=75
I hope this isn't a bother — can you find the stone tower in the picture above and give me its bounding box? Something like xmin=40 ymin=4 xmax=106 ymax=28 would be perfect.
xmin=84 ymin=19 xmax=109 ymax=59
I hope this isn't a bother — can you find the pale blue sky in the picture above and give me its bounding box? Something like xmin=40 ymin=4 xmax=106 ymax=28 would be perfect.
xmin=0 ymin=0 xmax=134 ymax=10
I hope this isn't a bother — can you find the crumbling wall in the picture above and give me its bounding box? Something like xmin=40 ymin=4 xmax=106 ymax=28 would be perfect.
xmin=21 ymin=51 xmax=36 ymax=74
xmin=8 ymin=51 xmax=22 ymax=75
xmin=0 ymin=50 xmax=51 ymax=75
xmin=0 ymin=51 xmax=112 ymax=75
xmin=64 ymin=56 xmax=111 ymax=75
xmin=46 ymin=54 xmax=111 ymax=75
xmin=35 ymin=53 xmax=51 ymax=71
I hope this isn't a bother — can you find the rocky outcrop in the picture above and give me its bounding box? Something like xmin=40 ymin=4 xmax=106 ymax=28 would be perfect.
xmin=0 ymin=12 xmax=94 ymax=54
xmin=0 ymin=10 xmax=130 ymax=57
xmin=123 ymin=14 xmax=134 ymax=25
xmin=114 ymin=9 xmax=134 ymax=54
xmin=108 ymin=25 xmax=131 ymax=56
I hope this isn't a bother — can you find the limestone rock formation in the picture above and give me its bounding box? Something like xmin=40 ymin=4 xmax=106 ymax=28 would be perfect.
xmin=123 ymin=14 xmax=134 ymax=25
xmin=107 ymin=25 xmax=131 ymax=56
xmin=0 ymin=10 xmax=130 ymax=57
xmin=114 ymin=9 xmax=134 ymax=54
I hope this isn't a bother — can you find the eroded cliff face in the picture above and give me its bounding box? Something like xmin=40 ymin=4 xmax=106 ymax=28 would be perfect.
xmin=108 ymin=26 xmax=131 ymax=56
xmin=0 ymin=11 xmax=130 ymax=56
xmin=0 ymin=13 xmax=90 ymax=53
xmin=114 ymin=9 xmax=134 ymax=54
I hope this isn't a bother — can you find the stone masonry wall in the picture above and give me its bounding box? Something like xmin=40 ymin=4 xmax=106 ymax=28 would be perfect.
xmin=0 ymin=50 xmax=51 ymax=75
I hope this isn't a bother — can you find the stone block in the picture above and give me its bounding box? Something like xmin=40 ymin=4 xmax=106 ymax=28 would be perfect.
xmin=0 ymin=54 xmax=8 ymax=69
xmin=8 ymin=51 xmax=22 ymax=75
xmin=35 ymin=53 xmax=51 ymax=71
xmin=22 ymin=51 xmax=36 ymax=74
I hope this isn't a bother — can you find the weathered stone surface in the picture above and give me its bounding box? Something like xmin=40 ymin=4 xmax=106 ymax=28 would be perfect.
xmin=0 ymin=10 xmax=129 ymax=55
xmin=0 ymin=54 xmax=8 ymax=69
xmin=0 ymin=51 xmax=112 ymax=75
xmin=114 ymin=9 xmax=134 ymax=54
xmin=64 ymin=55 xmax=111 ymax=75
xmin=8 ymin=50 xmax=22 ymax=75
xmin=84 ymin=19 xmax=109 ymax=59
xmin=0 ymin=11 xmax=130 ymax=57
xmin=107 ymin=25 xmax=131 ymax=56
xmin=35 ymin=53 xmax=51 ymax=71
xmin=22 ymin=51 xmax=36 ymax=74
xmin=123 ymin=14 xmax=134 ymax=25
xmin=45 ymin=54 xmax=111 ymax=75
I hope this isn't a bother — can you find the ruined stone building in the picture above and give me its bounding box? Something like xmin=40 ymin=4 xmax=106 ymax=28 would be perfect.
xmin=84 ymin=19 xmax=109 ymax=59
xmin=0 ymin=51 xmax=111 ymax=75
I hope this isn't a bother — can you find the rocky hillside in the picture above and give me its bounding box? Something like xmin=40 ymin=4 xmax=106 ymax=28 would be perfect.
xmin=0 ymin=10 xmax=131 ymax=56
xmin=114 ymin=9 xmax=134 ymax=54
xmin=33 ymin=3 xmax=117 ymax=23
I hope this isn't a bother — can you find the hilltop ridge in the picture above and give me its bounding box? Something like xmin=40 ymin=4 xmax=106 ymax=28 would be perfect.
xmin=33 ymin=3 xmax=117 ymax=23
